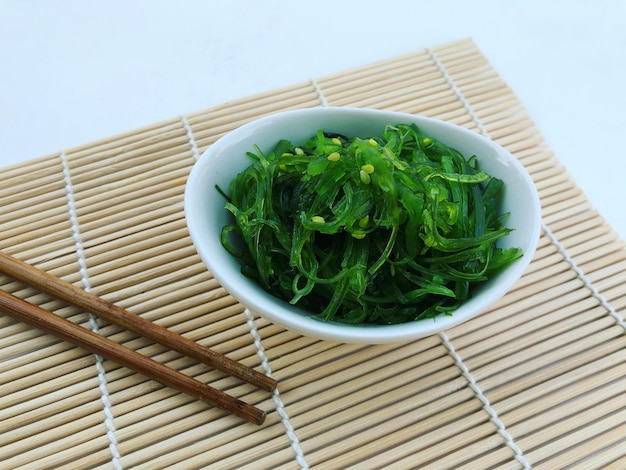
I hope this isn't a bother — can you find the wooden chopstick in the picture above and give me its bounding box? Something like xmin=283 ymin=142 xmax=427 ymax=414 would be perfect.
xmin=0 ymin=252 xmax=276 ymax=393
xmin=0 ymin=289 xmax=265 ymax=425
xmin=0 ymin=251 xmax=277 ymax=425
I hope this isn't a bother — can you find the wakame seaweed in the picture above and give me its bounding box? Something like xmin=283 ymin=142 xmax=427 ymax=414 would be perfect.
xmin=220 ymin=123 xmax=522 ymax=325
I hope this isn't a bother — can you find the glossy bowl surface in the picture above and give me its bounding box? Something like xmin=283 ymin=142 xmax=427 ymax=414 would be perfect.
xmin=185 ymin=107 xmax=541 ymax=343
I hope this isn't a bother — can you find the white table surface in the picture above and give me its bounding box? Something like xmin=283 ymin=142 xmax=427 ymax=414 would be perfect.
xmin=1 ymin=0 xmax=625 ymax=239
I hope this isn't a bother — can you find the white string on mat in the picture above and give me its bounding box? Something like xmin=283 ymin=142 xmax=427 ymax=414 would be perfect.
xmin=244 ymin=308 xmax=309 ymax=470
xmin=311 ymin=79 xmax=329 ymax=107
xmin=439 ymin=331 xmax=530 ymax=468
xmin=180 ymin=115 xmax=201 ymax=161
xmin=179 ymin=118 xmax=308 ymax=468
xmin=426 ymin=48 xmax=489 ymax=136
xmin=426 ymin=48 xmax=532 ymax=470
xmin=60 ymin=150 xmax=123 ymax=470
xmin=541 ymin=224 xmax=626 ymax=332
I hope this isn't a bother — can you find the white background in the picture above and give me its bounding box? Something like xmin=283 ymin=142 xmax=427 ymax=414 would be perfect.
xmin=1 ymin=0 xmax=625 ymax=238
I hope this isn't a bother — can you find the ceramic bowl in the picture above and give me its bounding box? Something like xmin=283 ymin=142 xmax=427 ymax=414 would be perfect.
xmin=185 ymin=107 xmax=541 ymax=343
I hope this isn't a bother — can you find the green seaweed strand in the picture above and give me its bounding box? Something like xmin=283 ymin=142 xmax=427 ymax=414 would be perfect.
xmin=219 ymin=123 xmax=522 ymax=324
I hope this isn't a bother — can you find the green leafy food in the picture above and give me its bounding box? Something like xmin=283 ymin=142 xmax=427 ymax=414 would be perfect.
xmin=220 ymin=123 xmax=522 ymax=325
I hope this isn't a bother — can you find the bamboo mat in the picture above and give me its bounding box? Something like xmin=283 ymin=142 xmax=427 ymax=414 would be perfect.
xmin=1 ymin=38 xmax=626 ymax=469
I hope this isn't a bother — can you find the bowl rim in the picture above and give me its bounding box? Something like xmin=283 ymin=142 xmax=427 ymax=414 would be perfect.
xmin=185 ymin=107 xmax=542 ymax=343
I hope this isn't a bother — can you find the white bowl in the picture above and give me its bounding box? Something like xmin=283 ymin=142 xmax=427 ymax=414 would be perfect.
xmin=185 ymin=107 xmax=541 ymax=344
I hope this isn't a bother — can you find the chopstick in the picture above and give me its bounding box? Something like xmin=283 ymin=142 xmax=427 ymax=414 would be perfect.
xmin=0 ymin=251 xmax=276 ymax=425
xmin=0 ymin=289 xmax=265 ymax=424
xmin=0 ymin=252 xmax=276 ymax=392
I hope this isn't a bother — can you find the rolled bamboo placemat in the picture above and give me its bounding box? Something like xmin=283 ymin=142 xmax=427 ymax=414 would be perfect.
xmin=1 ymin=37 xmax=625 ymax=469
